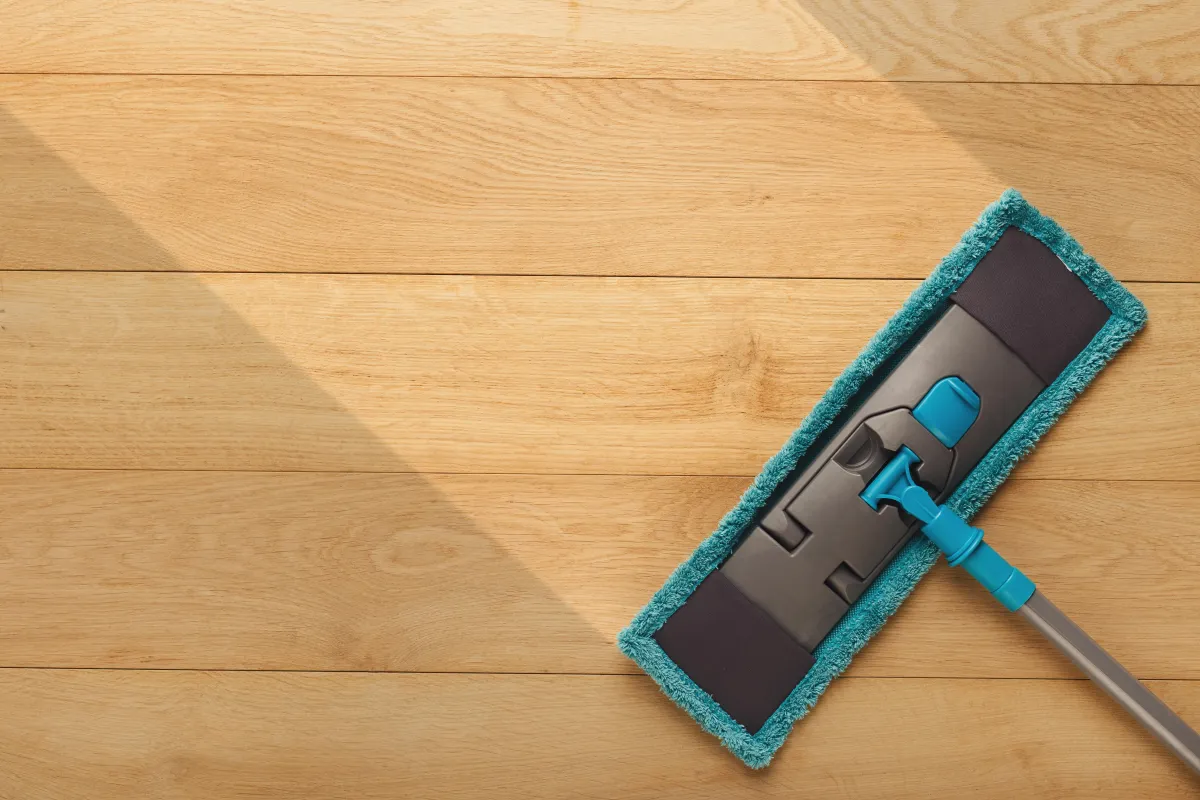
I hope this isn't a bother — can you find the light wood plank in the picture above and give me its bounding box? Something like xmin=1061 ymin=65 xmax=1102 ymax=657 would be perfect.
xmin=0 ymin=273 xmax=1191 ymax=478
xmin=0 ymin=470 xmax=1196 ymax=679
xmin=2 ymin=77 xmax=1198 ymax=280
xmin=4 ymin=0 xmax=1200 ymax=82
xmin=2 ymin=670 xmax=1197 ymax=798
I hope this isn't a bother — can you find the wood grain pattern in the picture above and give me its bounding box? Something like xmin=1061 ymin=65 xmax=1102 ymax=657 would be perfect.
xmin=2 ymin=670 xmax=1198 ymax=798
xmin=0 ymin=470 xmax=1196 ymax=679
xmin=2 ymin=77 xmax=1198 ymax=280
xmin=4 ymin=4 xmax=1199 ymax=793
xmin=0 ymin=273 xmax=1190 ymax=478
xmin=4 ymin=0 xmax=1200 ymax=82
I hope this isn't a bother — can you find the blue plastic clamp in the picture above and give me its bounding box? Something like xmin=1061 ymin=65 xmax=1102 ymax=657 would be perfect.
xmin=912 ymin=376 xmax=981 ymax=448
xmin=861 ymin=447 xmax=1035 ymax=612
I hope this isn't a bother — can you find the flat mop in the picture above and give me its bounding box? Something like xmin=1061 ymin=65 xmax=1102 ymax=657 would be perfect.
xmin=618 ymin=190 xmax=1200 ymax=773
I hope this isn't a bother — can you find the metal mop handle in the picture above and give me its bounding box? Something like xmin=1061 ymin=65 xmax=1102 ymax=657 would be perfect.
xmin=1019 ymin=590 xmax=1200 ymax=774
xmin=861 ymin=448 xmax=1200 ymax=775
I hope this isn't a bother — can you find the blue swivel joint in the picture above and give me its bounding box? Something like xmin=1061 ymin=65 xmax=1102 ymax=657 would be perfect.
xmin=862 ymin=447 xmax=1035 ymax=612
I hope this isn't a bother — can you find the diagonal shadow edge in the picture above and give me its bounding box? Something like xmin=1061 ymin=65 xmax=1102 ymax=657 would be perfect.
xmin=789 ymin=1 xmax=1199 ymax=283
xmin=0 ymin=105 xmax=617 ymax=675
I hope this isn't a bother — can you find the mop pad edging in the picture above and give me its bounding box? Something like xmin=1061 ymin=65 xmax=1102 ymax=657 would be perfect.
xmin=617 ymin=189 xmax=1147 ymax=768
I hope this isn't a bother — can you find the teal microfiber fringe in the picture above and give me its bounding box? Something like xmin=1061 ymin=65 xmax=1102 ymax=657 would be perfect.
xmin=617 ymin=189 xmax=1147 ymax=769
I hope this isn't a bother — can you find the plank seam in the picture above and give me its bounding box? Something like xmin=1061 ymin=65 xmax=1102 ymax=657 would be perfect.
xmin=1 ymin=73 xmax=1198 ymax=87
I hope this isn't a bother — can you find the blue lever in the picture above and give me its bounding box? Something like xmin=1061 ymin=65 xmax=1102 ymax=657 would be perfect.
xmin=913 ymin=377 xmax=980 ymax=448
xmin=861 ymin=447 xmax=1035 ymax=611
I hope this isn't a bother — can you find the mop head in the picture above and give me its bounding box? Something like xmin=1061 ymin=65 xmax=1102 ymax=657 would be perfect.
xmin=618 ymin=189 xmax=1147 ymax=768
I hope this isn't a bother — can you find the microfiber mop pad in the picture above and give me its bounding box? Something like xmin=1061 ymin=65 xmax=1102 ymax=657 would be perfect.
xmin=618 ymin=189 xmax=1147 ymax=768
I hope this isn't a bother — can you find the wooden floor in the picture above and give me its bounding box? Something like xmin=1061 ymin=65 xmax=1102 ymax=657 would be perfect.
xmin=2 ymin=2 xmax=1199 ymax=797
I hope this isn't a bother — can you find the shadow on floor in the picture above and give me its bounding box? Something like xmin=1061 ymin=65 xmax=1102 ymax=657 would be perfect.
xmin=0 ymin=105 xmax=614 ymax=674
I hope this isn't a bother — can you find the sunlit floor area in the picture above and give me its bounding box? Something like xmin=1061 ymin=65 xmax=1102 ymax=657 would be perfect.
xmin=1 ymin=2 xmax=1199 ymax=797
